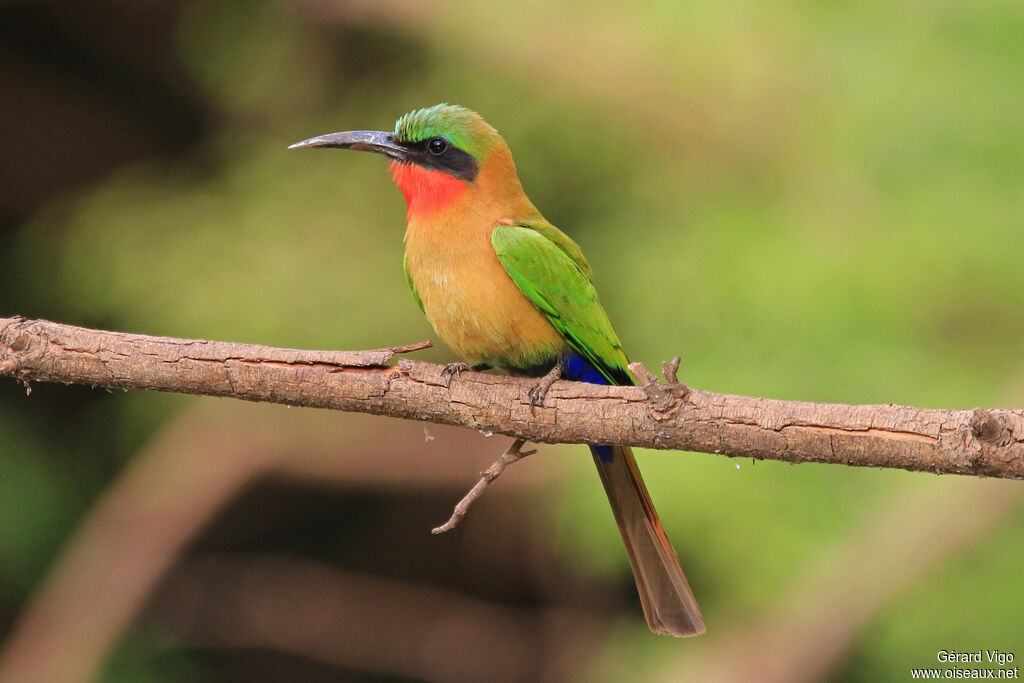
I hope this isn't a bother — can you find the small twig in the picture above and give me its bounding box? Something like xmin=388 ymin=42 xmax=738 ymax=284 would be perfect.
xmin=387 ymin=340 xmax=435 ymax=354
xmin=628 ymin=361 xmax=658 ymax=385
xmin=432 ymin=439 xmax=536 ymax=534
xmin=662 ymin=356 xmax=682 ymax=384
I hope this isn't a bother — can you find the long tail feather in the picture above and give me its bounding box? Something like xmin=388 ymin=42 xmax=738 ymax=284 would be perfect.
xmin=592 ymin=444 xmax=705 ymax=637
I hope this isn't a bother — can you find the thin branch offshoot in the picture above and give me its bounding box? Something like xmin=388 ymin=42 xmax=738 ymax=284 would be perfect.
xmin=432 ymin=439 xmax=536 ymax=534
xmin=2 ymin=316 xmax=1023 ymax=480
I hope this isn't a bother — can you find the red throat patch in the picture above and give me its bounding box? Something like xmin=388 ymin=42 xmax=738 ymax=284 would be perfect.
xmin=390 ymin=162 xmax=467 ymax=216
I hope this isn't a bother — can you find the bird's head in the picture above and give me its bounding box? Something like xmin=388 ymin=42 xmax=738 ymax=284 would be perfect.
xmin=290 ymin=104 xmax=510 ymax=215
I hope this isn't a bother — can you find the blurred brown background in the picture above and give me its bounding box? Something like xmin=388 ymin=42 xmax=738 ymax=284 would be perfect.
xmin=1 ymin=1 xmax=1023 ymax=681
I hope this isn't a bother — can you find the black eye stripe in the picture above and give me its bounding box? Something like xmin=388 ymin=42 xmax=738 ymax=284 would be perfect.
xmin=399 ymin=137 xmax=479 ymax=181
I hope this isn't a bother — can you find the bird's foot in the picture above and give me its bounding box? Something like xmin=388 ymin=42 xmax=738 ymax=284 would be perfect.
xmin=442 ymin=362 xmax=490 ymax=386
xmin=442 ymin=362 xmax=472 ymax=387
xmin=527 ymin=359 xmax=564 ymax=414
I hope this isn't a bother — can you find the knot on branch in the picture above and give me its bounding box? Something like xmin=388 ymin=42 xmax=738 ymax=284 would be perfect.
xmin=629 ymin=357 xmax=691 ymax=421
xmin=0 ymin=316 xmax=35 ymax=375
xmin=964 ymin=408 xmax=1024 ymax=478
xmin=970 ymin=408 xmax=1006 ymax=446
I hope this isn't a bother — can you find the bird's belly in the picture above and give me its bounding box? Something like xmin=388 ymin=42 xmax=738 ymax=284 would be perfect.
xmin=410 ymin=247 xmax=564 ymax=369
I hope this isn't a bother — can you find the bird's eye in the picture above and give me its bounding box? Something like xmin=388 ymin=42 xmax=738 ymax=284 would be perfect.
xmin=428 ymin=137 xmax=448 ymax=155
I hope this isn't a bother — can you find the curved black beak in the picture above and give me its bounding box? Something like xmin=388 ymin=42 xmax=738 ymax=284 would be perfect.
xmin=288 ymin=130 xmax=406 ymax=161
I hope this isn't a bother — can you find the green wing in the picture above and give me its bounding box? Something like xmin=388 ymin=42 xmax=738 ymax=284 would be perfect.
xmin=403 ymin=251 xmax=424 ymax=313
xmin=491 ymin=223 xmax=630 ymax=385
xmin=524 ymin=221 xmax=593 ymax=281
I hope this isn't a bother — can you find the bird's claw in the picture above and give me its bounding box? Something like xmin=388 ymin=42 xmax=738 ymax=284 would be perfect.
xmin=527 ymin=384 xmax=547 ymax=414
xmin=442 ymin=362 xmax=471 ymax=387
xmin=527 ymin=360 xmax=564 ymax=415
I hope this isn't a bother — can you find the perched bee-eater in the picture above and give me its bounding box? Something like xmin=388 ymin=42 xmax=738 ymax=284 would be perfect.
xmin=290 ymin=104 xmax=704 ymax=637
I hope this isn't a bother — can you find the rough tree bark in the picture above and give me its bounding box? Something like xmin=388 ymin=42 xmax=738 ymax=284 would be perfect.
xmin=1 ymin=316 xmax=1022 ymax=479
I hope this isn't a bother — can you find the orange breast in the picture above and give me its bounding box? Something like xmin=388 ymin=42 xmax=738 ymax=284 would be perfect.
xmin=404 ymin=210 xmax=565 ymax=369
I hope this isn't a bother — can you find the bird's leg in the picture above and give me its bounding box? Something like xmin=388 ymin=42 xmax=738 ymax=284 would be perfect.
xmin=527 ymin=358 xmax=564 ymax=413
xmin=442 ymin=362 xmax=490 ymax=386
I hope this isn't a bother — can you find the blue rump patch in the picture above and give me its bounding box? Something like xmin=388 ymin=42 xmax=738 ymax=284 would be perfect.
xmin=564 ymin=352 xmax=608 ymax=384
xmin=564 ymin=352 xmax=615 ymax=462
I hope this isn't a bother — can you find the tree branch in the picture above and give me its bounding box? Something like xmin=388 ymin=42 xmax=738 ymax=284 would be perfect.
xmin=2 ymin=316 xmax=1023 ymax=479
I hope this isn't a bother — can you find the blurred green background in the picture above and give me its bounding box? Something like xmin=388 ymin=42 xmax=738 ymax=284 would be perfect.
xmin=1 ymin=1 xmax=1022 ymax=681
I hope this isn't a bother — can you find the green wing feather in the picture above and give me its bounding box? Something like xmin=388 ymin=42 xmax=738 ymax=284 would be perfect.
xmin=491 ymin=223 xmax=630 ymax=385
xmin=524 ymin=221 xmax=593 ymax=281
xmin=403 ymin=251 xmax=424 ymax=313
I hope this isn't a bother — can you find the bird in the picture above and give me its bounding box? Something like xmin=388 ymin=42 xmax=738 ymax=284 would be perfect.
xmin=290 ymin=104 xmax=705 ymax=637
